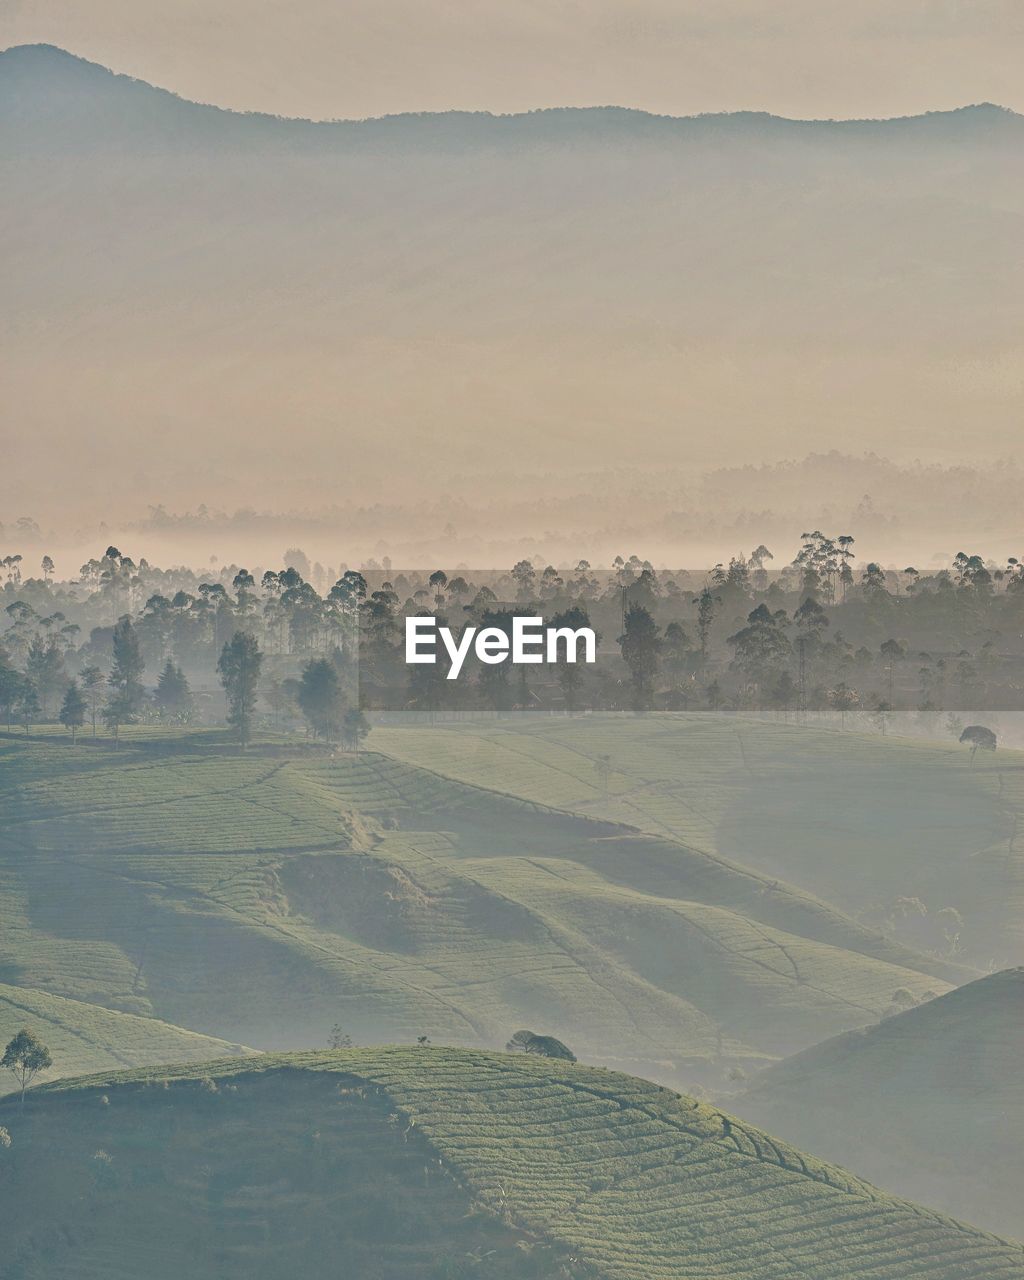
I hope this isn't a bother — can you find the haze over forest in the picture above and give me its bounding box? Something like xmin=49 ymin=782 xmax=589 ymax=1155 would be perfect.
xmin=3 ymin=42 xmax=1024 ymax=570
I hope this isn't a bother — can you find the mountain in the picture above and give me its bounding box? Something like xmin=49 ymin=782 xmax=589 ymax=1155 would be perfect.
xmin=735 ymin=969 xmax=1024 ymax=1239
xmin=0 ymin=729 xmax=964 ymax=1081
xmin=1 ymin=1047 xmax=1021 ymax=1279
xmin=3 ymin=44 xmax=1024 ymax=543
xmin=0 ymin=982 xmax=253 ymax=1092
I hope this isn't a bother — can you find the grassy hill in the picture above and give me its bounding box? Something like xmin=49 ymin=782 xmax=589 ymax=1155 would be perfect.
xmin=0 ymin=731 xmax=965 ymax=1080
xmin=376 ymin=715 xmax=1024 ymax=969
xmin=0 ymin=1047 xmax=1020 ymax=1279
xmin=0 ymin=983 xmax=253 ymax=1094
xmin=734 ymin=968 xmax=1024 ymax=1239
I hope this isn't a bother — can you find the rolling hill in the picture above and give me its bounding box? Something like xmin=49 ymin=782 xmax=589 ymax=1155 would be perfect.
xmin=0 ymin=982 xmax=253 ymax=1094
xmin=376 ymin=715 xmax=1024 ymax=969
xmin=4 ymin=42 xmax=1024 ymax=545
xmin=734 ymin=968 xmax=1024 ymax=1239
xmin=0 ymin=730 xmax=965 ymax=1080
xmin=0 ymin=1047 xmax=1020 ymax=1279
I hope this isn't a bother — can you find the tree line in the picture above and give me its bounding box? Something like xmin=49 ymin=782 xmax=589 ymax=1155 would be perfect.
xmin=3 ymin=536 xmax=1024 ymax=736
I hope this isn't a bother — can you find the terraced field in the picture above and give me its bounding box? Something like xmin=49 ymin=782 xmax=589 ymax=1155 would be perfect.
xmin=2 ymin=1048 xmax=1020 ymax=1279
xmin=376 ymin=715 xmax=1024 ymax=967
xmin=735 ymin=967 xmax=1024 ymax=1239
xmin=0 ymin=733 xmax=965 ymax=1079
xmin=0 ymin=983 xmax=253 ymax=1093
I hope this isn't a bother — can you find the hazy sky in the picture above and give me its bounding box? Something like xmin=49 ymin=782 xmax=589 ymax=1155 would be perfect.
xmin=3 ymin=0 xmax=1024 ymax=120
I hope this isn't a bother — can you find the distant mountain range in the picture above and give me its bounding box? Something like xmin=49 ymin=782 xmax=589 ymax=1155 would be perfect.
xmin=4 ymin=44 xmax=1024 ymax=551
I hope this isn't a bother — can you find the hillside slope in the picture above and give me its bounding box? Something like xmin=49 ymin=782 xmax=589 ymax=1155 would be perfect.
xmin=377 ymin=715 xmax=1024 ymax=967
xmin=1 ymin=1048 xmax=1020 ymax=1280
xmin=0 ymin=733 xmax=964 ymax=1079
xmin=0 ymin=983 xmax=253 ymax=1094
xmin=735 ymin=968 xmax=1024 ymax=1238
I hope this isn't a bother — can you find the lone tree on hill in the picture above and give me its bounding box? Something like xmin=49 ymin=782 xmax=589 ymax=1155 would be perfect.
xmin=2 ymin=1029 xmax=53 ymax=1107
xmin=506 ymin=1029 xmax=577 ymax=1062
xmin=218 ymin=631 xmax=263 ymax=748
xmin=59 ymin=679 xmax=86 ymax=743
xmin=960 ymin=724 xmax=997 ymax=765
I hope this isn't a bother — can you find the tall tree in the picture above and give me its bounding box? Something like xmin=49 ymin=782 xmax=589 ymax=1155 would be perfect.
xmin=217 ymin=631 xmax=263 ymax=747
xmin=59 ymin=679 xmax=86 ymax=743
xmin=79 ymin=665 xmax=106 ymax=737
xmin=619 ymin=604 xmax=661 ymax=713
xmin=153 ymin=659 xmax=193 ymax=723
xmin=25 ymin=638 xmax=66 ymax=718
xmin=549 ymin=606 xmax=593 ymax=712
xmin=108 ymin=617 xmax=146 ymax=720
xmin=297 ymin=658 xmax=344 ymax=740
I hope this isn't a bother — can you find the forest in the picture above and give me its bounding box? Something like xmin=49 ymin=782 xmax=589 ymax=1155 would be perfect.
xmin=1 ymin=533 xmax=1023 ymax=740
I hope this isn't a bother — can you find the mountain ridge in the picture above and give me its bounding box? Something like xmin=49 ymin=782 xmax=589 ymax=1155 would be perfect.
xmin=2 ymin=42 xmax=1020 ymax=138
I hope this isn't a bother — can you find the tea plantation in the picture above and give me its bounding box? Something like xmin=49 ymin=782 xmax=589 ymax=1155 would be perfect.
xmin=736 ymin=967 xmax=1024 ymax=1239
xmin=0 ymin=730 xmax=964 ymax=1080
xmin=0 ymin=1048 xmax=1019 ymax=1280
xmin=0 ymin=982 xmax=252 ymax=1092
xmin=377 ymin=714 xmax=1024 ymax=968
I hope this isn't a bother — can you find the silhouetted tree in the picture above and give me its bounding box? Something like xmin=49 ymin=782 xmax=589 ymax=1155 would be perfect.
xmin=218 ymin=631 xmax=263 ymax=747
xmin=297 ymin=657 xmax=344 ymax=741
xmin=959 ymin=724 xmax=997 ymax=764
xmin=619 ymin=604 xmax=661 ymax=713
xmin=59 ymin=679 xmax=86 ymax=742
xmin=505 ymin=1030 xmax=576 ymax=1062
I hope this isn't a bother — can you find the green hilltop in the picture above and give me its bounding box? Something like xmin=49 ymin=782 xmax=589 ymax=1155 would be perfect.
xmin=1 ymin=1047 xmax=1020 ymax=1280
xmin=0 ymin=983 xmax=252 ymax=1094
xmin=735 ymin=967 xmax=1024 ymax=1239
xmin=0 ymin=728 xmax=966 ymax=1080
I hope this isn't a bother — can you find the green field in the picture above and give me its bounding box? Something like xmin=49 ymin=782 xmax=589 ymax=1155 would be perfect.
xmin=0 ymin=729 xmax=966 ymax=1081
xmin=0 ymin=983 xmax=253 ymax=1094
xmin=376 ymin=715 xmax=1024 ymax=968
xmin=735 ymin=967 xmax=1024 ymax=1239
xmin=1 ymin=1047 xmax=1019 ymax=1280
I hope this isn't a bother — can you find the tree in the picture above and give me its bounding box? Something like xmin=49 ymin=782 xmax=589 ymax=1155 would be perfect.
xmin=549 ymin=606 xmax=593 ymax=712
xmin=79 ymin=665 xmax=106 ymax=736
xmin=153 ymin=660 xmax=193 ymax=723
xmin=959 ymin=724 xmax=997 ymax=765
xmin=619 ymin=604 xmax=661 ymax=713
xmin=827 ymin=682 xmax=859 ymax=729
xmin=695 ymin=586 xmax=718 ymax=675
xmin=217 ymin=631 xmax=263 ymax=747
xmin=59 ymin=679 xmax=86 ymax=742
xmin=16 ymin=682 xmax=40 ymax=733
xmin=108 ymin=616 xmax=146 ymax=722
xmin=505 ymin=1029 xmax=576 ymax=1062
xmin=727 ymin=604 xmax=791 ymax=696
xmin=2 ymin=1029 xmax=52 ymax=1106
xmin=0 ymin=661 xmax=26 ymax=731
xmin=297 ymin=658 xmax=344 ymax=741
xmin=342 ymin=707 xmax=371 ymax=752
xmin=25 ymin=638 xmax=66 ymax=717
xmin=327 ymin=1025 xmax=353 ymax=1050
